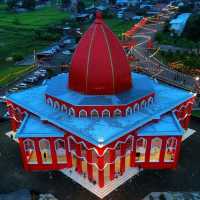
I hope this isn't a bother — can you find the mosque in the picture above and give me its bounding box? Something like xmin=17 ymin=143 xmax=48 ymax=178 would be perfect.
xmin=6 ymin=12 xmax=195 ymax=198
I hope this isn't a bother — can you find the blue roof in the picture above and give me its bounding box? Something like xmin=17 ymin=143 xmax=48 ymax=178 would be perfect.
xmin=46 ymin=73 xmax=154 ymax=106
xmin=16 ymin=115 xmax=64 ymax=138
xmin=7 ymin=73 xmax=193 ymax=146
xmin=138 ymin=112 xmax=184 ymax=136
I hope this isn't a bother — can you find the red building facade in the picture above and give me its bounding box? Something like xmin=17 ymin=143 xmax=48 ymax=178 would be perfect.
xmin=6 ymin=13 xmax=195 ymax=190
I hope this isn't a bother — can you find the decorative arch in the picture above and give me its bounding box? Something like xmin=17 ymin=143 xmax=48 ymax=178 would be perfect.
xmin=140 ymin=100 xmax=146 ymax=109
xmin=114 ymin=109 xmax=122 ymax=117
xmin=148 ymin=96 xmax=154 ymax=106
xmin=133 ymin=103 xmax=140 ymax=112
xmin=23 ymin=139 xmax=37 ymax=164
xmin=39 ymin=139 xmax=52 ymax=164
xmin=79 ymin=109 xmax=87 ymax=118
xmin=126 ymin=107 xmax=132 ymax=116
xmin=102 ymin=109 xmax=110 ymax=118
xmin=91 ymin=109 xmax=99 ymax=118
xmin=47 ymin=98 xmax=53 ymax=106
xmin=55 ymin=139 xmax=66 ymax=163
xmin=61 ymin=104 xmax=68 ymax=112
xmin=164 ymin=137 xmax=177 ymax=162
xmin=54 ymin=101 xmax=60 ymax=110
xmin=136 ymin=137 xmax=147 ymax=162
xmin=150 ymin=137 xmax=162 ymax=162
xmin=69 ymin=108 xmax=75 ymax=117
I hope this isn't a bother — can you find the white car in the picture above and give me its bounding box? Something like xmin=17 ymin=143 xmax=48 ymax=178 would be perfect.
xmin=16 ymin=83 xmax=28 ymax=88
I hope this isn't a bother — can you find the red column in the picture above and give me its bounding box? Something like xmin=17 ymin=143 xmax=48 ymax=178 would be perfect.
xmin=49 ymin=138 xmax=57 ymax=168
xmin=76 ymin=143 xmax=82 ymax=174
xmin=130 ymin=137 xmax=136 ymax=167
xmin=18 ymin=138 xmax=29 ymax=171
xmin=86 ymin=148 xmax=93 ymax=180
xmin=109 ymin=148 xmax=115 ymax=181
xmin=97 ymin=149 xmax=104 ymax=188
xmin=160 ymin=138 xmax=166 ymax=164
xmin=34 ymin=138 xmax=43 ymax=165
xmin=65 ymin=136 xmax=72 ymax=168
xmin=120 ymin=143 xmax=126 ymax=175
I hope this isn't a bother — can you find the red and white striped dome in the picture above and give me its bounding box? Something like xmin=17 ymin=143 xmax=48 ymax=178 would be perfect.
xmin=69 ymin=12 xmax=132 ymax=95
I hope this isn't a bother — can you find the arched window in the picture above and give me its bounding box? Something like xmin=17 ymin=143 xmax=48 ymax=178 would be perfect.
xmin=164 ymin=137 xmax=177 ymax=162
xmin=136 ymin=138 xmax=147 ymax=162
xmin=115 ymin=143 xmax=121 ymax=157
xmin=133 ymin=103 xmax=139 ymax=113
xmin=148 ymin=97 xmax=154 ymax=106
xmin=126 ymin=137 xmax=133 ymax=152
xmin=102 ymin=109 xmax=110 ymax=118
xmin=54 ymin=101 xmax=60 ymax=110
xmin=55 ymin=139 xmax=66 ymax=164
xmin=47 ymin=98 xmax=53 ymax=106
xmin=23 ymin=139 xmax=37 ymax=164
xmin=39 ymin=139 xmax=52 ymax=164
xmin=61 ymin=104 xmax=68 ymax=112
xmin=68 ymin=137 xmax=76 ymax=153
xmin=91 ymin=109 xmax=99 ymax=118
xmin=69 ymin=108 xmax=75 ymax=117
xmin=79 ymin=109 xmax=87 ymax=118
xmin=114 ymin=109 xmax=122 ymax=117
xmin=126 ymin=107 xmax=132 ymax=116
xmin=150 ymin=137 xmax=162 ymax=162
xmin=140 ymin=100 xmax=146 ymax=109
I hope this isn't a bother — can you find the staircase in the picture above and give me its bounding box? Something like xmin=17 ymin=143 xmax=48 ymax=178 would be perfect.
xmin=60 ymin=167 xmax=139 ymax=199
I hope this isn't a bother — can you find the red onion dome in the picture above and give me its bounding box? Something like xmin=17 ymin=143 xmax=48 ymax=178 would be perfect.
xmin=68 ymin=12 xmax=132 ymax=95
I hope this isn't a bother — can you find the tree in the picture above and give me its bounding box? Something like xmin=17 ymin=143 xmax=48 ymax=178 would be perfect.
xmin=7 ymin=0 xmax=17 ymax=10
xmin=22 ymin=0 xmax=36 ymax=10
xmin=77 ymin=1 xmax=85 ymax=13
xmin=61 ymin=0 xmax=71 ymax=7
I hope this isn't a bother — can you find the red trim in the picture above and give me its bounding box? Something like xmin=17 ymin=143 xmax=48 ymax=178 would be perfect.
xmin=97 ymin=149 xmax=104 ymax=188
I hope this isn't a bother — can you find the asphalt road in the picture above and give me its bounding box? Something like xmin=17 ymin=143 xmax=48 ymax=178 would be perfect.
xmin=0 ymin=118 xmax=200 ymax=200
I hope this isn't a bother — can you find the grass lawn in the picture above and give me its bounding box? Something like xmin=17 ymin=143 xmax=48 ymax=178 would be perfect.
xmin=0 ymin=4 xmax=70 ymax=87
xmin=82 ymin=17 xmax=134 ymax=38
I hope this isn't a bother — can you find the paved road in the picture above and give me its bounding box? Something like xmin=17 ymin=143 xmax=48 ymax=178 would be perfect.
xmin=127 ymin=13 xmax=197 ymax=93
xmin=0 ymin=118 xmax=200 ymax=200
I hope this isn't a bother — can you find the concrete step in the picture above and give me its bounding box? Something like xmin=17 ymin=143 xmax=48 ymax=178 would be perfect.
xmin=60 ymin=167 xmax=139 ymax=199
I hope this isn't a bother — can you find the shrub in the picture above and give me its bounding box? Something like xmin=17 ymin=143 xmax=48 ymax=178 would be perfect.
xmin=159 ymin=194 xmax=166 ymax=200
xmin=11 ymin=53 xmax=24 ymax=62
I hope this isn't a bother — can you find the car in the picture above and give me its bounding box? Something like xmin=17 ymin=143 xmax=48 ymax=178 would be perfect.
xmin=62 ymin=50 xmax=71 ymax=55
xmin=38 ymin=69 xmax=47 ymax=73
xmin=8 ymin=87 xmax=19 ymax=92
xmin=0 ymin=96 xmax=6 ymax=102
xmin=15 ymin=83 xmax=28 ymax=89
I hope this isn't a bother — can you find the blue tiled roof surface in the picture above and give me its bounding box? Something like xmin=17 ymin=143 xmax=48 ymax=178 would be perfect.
xmin=8 ymin=73 xmax=193 ymax=146
xmin=138 ymin=112 xmax=184 ymax=136
xmin=45 ymin=73 xmax=154 ymax=105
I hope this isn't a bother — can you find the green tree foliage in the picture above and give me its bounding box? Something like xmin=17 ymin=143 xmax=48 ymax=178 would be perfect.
xmin=6 ymin=0 xmax=17 ymax=10
xmin=77 ymin=1 xmax=85 ymax=13
xmin=183 ymin=14 xmax=200 ymax=42
xmin=22 ymin=0 xmax=36 ymax=10
xmin=61 ymin=0 xmax=71 ymax=7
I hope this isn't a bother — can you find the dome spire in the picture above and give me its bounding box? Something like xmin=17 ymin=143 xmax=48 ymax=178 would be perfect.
xmin=69 ymin=11 xmax=132 ymax=95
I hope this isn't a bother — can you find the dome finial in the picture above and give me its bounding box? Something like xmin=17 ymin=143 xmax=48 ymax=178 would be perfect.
xmin=95 ymin=11 xmax=103 ymax=23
